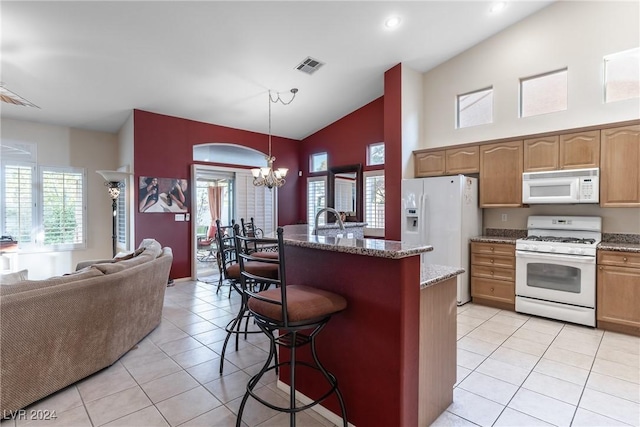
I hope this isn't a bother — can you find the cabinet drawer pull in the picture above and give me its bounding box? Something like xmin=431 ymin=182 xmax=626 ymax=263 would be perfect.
xmin=490 ymin=287 xmax=495 ymax=292
xmin=490 ymin=259 xmax=494 ymax=263
xmin=599 ymin=266 xmax=603 ymax=270
xmin=490 ymin=247 xmax=494 ymax=252
xmin=623 ymin=257 xmax=628 ymax=262
xmin=490 ymin=271 xmax=495 ymax=275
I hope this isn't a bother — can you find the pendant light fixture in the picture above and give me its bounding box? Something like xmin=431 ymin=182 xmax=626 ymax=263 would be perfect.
xmin=252 ymin=88 xmax=298 ymax=189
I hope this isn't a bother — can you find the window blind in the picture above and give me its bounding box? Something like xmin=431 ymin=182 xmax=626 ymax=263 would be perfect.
xmin=2 ymin=163 xmax=34 ymax=242
xmin=307 ymin=177 xmax=327 ymax=228
xmin=364 ymin=172 xmax=385 ymax=229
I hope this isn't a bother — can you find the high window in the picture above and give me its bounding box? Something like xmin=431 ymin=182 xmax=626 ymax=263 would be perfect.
xmin=520 ymin=69 xmax=568 ymax=117
xmin=310 ymin=152 xmax=328 ymax=173
xmin=604 ymin=47 xmax=640 ymax=103
xmin=457 ymin=87 xmax=493 ymax=128
xmin=307 ymin=177 xmax=327 ymax=228
xmin=367 ymin=142 xmax=385 ymax=166
xmin=364 ymin=170 xmax=385 ymax=234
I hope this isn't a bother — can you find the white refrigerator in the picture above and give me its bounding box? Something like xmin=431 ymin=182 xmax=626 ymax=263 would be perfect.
xmin=401 ymin=175 xmax=482 ymax=305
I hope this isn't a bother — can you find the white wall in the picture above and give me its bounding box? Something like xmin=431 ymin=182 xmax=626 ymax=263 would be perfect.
xmin=418 ymin=1 xmax=640 ymax=234
xmin=422 ymin=1 xmax=639 ymax=147
xmin=2 ymin=118 xmax=119 ymax=279
xmin=402 ymin=65 xmax=424 ymax=179
xmin=118 ymin=113 xmax=135 ymax=251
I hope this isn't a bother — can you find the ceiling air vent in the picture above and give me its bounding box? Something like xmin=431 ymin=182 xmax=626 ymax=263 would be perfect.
xmin=295 ymin=57 xmax=325 ymax=75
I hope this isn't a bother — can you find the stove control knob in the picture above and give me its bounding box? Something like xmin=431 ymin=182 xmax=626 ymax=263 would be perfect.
xmin=574 ymin=248 xmax=584 ymax=255
xmin=549 ymin=247 xmax=556 ymax=252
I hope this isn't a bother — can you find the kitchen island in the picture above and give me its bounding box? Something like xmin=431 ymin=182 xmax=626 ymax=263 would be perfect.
xmin=275 ymin=225 xmax=462 ymax=426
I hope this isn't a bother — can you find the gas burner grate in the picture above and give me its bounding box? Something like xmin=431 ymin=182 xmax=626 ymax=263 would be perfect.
xmin=524 ymin=235 xmax=596 ymax=244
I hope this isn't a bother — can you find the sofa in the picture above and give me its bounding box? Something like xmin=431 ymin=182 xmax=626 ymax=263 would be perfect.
xmin=0 ymin=239 xmax=172 ymax=414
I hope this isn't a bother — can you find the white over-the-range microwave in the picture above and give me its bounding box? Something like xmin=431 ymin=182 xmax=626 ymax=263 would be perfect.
xmin=522 ymin=168 xmax=599 ymax=204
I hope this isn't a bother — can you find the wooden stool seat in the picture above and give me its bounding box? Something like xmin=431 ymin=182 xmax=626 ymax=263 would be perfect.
xmin=249 ymin=285 xmax=346 ymax=323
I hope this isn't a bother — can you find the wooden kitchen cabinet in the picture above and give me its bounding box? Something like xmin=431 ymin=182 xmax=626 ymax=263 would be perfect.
xmin=597 ymin=250 xmax=640 ymax=336
xmin=559 ymin=130 xmax=600 ymax=170
xmin=524 ymin=136 xmax=559 ymax=172
xmin=479 ymin=141 xmax=523 ymax=208
xmin=415 ymin=150 xmax=446 ymax=177
xmin=414 ymin=146 xmax=479 ymax=177
xmin=523 ymin=131 xmax=600 ymax=172
xmin=471 ymin=242 xmax=515 ymax=310
xmin=600 ymin=125 xmax=640 ymax=207
xmin=445 ymin=146 xmax=479 ymax=174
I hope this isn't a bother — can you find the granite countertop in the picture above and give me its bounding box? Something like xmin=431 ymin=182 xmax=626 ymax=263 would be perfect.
xmin=420 ymin=264 xmax=465 ymax=290
xmin=598 ymin=242 xmax=640 ymax=253
xmin=316 ymin=222 xmax=367 ymax=230
xmin=469 ymin=236 xmax=518 ymax=244
xmin=471 ymin=230 xmax=640 ymax=253
xmin=279 ymin=225 xmax=433 ymax=259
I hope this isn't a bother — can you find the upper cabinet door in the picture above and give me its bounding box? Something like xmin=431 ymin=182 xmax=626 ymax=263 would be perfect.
xmin=601 ymin=125 xmax=640 ymax=207
xmin=480 ymin=141 xmax=523 ymax=208
xmin=415 ymin=150 xmax=446 ymax=177
xmin=559 ymin=130 xmax=600 ymax=170
xmin=445 ymin=146 xmax=479 ymax=174
xmin=523 ymin=136 xmax=559 ymax=172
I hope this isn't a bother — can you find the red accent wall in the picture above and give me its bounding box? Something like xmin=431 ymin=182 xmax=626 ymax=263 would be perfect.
xmin=298 ymin=97 xmax=384 ymax=223
xmin=384 ymin=64 xmax=403 ymax=240
xmin=133 ymin=110 xmax=300 ymax=279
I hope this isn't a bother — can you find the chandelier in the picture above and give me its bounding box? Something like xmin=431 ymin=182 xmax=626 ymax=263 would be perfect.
xmin=252 ymin=88 xmax=298 ymax=189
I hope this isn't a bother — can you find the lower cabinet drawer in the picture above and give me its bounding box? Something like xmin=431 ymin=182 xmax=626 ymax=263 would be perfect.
xmin=471 ymin=265 xmax=515 ymax=282
xmin=471 ymin=253 xmax=515 ymax=269
xmin=471 ymin=277 xmax=515 ymax=304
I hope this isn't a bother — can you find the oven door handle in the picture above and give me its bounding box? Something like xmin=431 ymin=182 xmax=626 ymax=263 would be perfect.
xmin=515 ymin=250 xmax=596 ymax=264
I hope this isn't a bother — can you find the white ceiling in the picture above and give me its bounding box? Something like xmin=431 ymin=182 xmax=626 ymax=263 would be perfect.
xmin=1 ymin=1 xmax=554 ymax=140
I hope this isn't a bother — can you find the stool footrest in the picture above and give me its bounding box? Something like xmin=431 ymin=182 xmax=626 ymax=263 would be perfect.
xmin=246 ymin=361 xmax=339 ymax=414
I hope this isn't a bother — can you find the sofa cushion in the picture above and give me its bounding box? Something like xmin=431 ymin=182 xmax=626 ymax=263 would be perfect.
xmin=92 ymin=262 xmax=127 ymax=274
xmin=114 ymin=247 xmax=146 ymax=261
xmin=0 ymin=269 xmax=28 ymax=285
xmin=0 ymin=267 xmax=104 ymax=296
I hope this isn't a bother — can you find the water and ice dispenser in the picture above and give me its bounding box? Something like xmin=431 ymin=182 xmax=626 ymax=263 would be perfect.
xmin=405 ymin=208 xmax=419 ymax=233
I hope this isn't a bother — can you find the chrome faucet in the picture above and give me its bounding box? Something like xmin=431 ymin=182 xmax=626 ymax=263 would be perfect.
xmin=313 ymin=207 xmax=345 ymax=235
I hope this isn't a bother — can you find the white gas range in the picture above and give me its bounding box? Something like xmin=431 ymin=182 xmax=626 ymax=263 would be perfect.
xmin=515 ymin=216 xmax=601 ymax=327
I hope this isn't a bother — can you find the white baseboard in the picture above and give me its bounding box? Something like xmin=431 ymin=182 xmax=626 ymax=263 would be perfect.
xmin=276 ymin=380 xmax=355 ymax=427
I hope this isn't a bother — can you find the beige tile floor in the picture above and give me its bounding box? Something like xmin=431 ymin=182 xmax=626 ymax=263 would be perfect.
xmin=2 ymin=279 xmax=639 ymax=427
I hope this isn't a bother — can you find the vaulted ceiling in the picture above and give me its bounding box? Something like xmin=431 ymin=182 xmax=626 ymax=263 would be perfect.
xmin=1 ymin=1 xmax=553 ymax=140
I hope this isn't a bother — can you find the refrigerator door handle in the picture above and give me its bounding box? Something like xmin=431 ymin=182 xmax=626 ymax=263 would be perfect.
xmin=422 ymin=194 xmax=429 ymax=244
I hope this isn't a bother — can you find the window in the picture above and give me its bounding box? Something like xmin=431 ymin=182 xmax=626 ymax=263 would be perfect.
xmin=364 ymin=170 xmax=385 ymax=233
xmin=310 ymin=152 xmax=327 ymax=173
xmin=307 ymin=177 xmax=327 ymax=228
xmin=520 ymin=69 xmax=568 ymax=117
xmin=456 ymin=87 xmax=493 ymax=128
xmin=604 ymin=47 xmax=640 ymax=103
xmin=2 ymin=163 xmax=34 ymax=243
xmin=2 ymin=162 xmax=86 ymax=250
xmin=367 ymin=142 xmax=385 ymax=166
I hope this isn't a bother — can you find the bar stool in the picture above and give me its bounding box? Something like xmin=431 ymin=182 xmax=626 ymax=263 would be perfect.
xmin=235 ymin=228 xmax=348 ymax=427
xmin=240 ymin=217 xmax=278 ymax=258
xmin=218 ymin=222 xmax=279 ymax=374
xmin=214 ymin=219 xmax=235 ymax=296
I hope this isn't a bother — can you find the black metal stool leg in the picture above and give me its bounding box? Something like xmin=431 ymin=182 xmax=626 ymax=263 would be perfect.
xmin=289 ymin=331 xmax=297 ymax=427
xmin=310 ymin=333 xmax=348 ymax=427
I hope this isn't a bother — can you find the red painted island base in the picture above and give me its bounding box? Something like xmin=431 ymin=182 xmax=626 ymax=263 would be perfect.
xmin=278 ymin=244 xmax=457 ymax=426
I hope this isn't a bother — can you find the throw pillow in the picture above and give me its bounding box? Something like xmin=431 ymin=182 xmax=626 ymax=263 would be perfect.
xmin=0 ymin=269 xmax=28 ymax=285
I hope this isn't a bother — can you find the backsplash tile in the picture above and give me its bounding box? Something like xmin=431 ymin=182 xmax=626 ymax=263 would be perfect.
xmin=485 ymin=228 xmax=527 ymax=239
xmin=601 ymin=233 xmax=640 ymax=244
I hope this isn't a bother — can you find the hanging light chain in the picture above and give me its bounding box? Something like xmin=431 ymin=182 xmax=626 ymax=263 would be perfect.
xmin=252 ymin=88 xmax=297 ymax=189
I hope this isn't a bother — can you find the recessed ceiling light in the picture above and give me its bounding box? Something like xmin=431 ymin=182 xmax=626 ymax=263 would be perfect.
xmin=489 ymin=2 xmax=507 ymax=14
xmin=384 ymin=16 xmax=401 ymax=29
